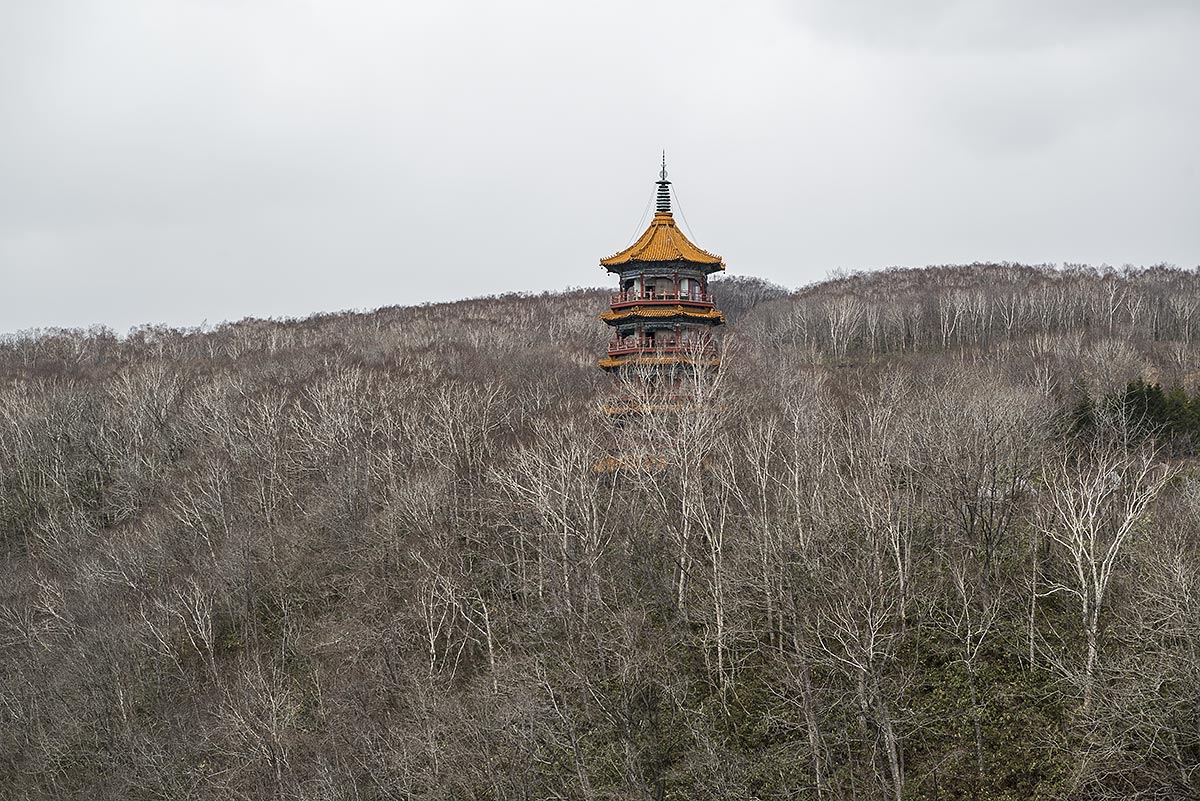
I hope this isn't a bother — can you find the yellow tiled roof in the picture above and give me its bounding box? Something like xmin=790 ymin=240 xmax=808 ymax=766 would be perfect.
xmin=598 ymin=354 xmax=721 ymax=369
xmin=601 ymin=212 xmax=724 ymax=268
xmin=592 ymin=453 xmax=669 ymax=473
xmin=599 ymin=305 xmax=725 ymax=323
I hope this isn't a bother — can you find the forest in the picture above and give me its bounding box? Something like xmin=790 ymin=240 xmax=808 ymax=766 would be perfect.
xmin=1 ymin=262 xmax=1199 ymax=800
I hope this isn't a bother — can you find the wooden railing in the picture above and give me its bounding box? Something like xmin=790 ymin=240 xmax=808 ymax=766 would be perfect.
xmin=610 ymin=291 xmax=714 ymax=306
xmin=607 ymin=338 xmax=717 ymax=356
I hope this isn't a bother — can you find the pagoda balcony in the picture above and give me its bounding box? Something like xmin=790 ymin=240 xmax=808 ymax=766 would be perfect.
xmin=606 ymin=337 xmax=717 ymax=357
xmin=610 ymin=290 xmax=714 ymax=308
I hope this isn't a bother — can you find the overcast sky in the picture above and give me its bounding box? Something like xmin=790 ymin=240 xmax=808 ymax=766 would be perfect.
xmin=2 ymin=1 xmax=1198 ymax=333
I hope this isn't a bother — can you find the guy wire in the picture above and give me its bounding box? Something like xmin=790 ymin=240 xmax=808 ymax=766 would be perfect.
xmin=625 ymin=188 xmax=655 ymax=247
xmin=671 ymin=184 xmax=698 ymax=241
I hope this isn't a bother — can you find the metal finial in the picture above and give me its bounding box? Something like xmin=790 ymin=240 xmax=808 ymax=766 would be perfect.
xmin=655 ymin=151 xmax=671 ymax=213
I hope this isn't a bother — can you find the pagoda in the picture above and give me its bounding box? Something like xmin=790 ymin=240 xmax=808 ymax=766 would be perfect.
xmin=598 ymin=158 xmax=726 ymax=392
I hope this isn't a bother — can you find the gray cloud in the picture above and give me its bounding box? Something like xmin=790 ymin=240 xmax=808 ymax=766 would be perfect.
xmin=785 ymin=0 xmax=1200 ymax=51
xmin=1 ymin=0 xmax=1197 ymax=333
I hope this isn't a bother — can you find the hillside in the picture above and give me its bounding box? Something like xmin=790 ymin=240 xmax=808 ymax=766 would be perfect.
xmin=2 ymin=264 xmax=1199 ymax=800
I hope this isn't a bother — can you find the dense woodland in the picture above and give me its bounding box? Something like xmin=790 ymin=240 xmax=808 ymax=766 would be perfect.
xmin=2 ymin=263 xmax=1200 ymax=800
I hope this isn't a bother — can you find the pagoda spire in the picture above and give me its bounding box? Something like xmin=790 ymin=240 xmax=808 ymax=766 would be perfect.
xmin=656 ymin=151 xmax=671 ymax=214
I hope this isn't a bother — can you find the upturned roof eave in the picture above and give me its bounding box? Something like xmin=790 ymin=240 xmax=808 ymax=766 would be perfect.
xmin=600 ymin=305 xmax=726 ymax=325
xmin=602 ymin=259 xmax=727 ymax=274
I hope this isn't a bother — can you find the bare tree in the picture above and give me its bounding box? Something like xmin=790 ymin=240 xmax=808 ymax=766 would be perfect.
xmin=1038 ymin=439 xmax=1172 ymax=710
